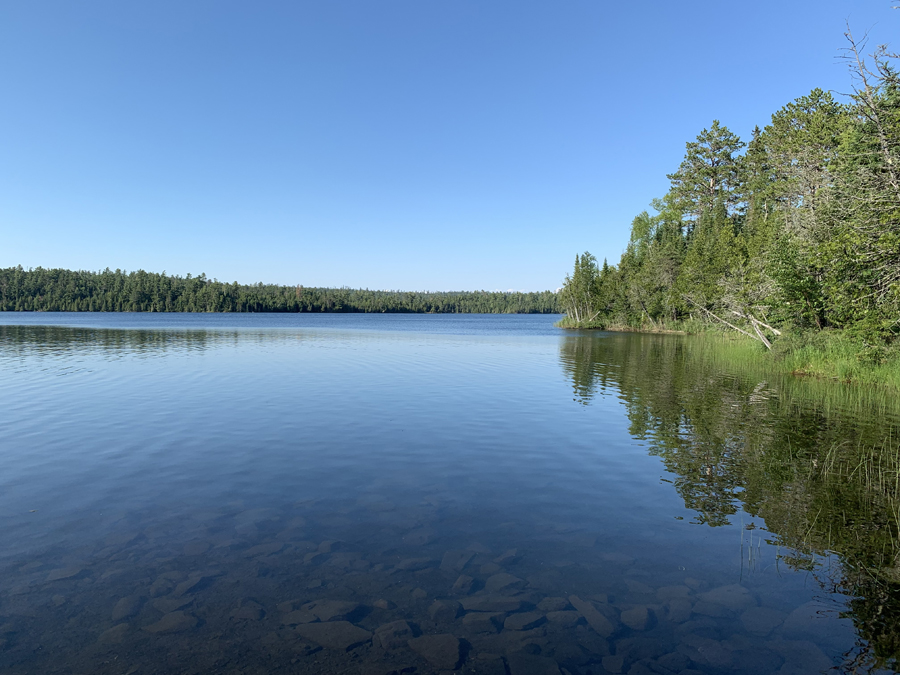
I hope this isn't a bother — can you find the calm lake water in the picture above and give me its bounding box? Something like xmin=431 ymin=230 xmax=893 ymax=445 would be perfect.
xmin=1 ymin=313 xmax=898 ymax=675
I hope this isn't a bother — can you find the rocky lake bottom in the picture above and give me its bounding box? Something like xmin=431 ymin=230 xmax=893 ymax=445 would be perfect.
xmin=0 ymin=496 xmax=856 ymax=675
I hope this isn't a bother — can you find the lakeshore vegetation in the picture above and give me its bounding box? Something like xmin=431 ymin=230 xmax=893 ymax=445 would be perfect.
xmin=0 ymin=266 xmax=559 ymax=314
xmin=559 ymin=30 xmax=900 ymax=387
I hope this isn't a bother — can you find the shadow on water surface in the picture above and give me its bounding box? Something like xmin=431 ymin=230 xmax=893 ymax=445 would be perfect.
xmin=0 ymin=321 xmax=898 ymax=674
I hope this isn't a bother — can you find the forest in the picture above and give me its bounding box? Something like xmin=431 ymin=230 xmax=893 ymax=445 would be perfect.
xmin=0 ymin=266 xmax=559 ymax=314
xmin=559 ymin=30 xmax=900 ymax=365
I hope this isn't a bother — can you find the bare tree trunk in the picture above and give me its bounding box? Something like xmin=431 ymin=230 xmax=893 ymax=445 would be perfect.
xmin=639 ymin=299 xmax=657 ymax=327
xmin=683 ymin=295 xmax=771 ymax=348
xmin=731 ymin=310 xmax=782 ymax=335
xmin=750 ymin=320 xmax=773 ymax=350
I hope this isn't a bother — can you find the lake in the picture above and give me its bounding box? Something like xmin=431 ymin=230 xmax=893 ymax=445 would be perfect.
xmin=0 ymin=313 xmax=897 ymax=675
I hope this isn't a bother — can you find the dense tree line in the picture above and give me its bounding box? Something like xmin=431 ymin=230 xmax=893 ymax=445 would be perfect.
xmin=560 ymin=29 xmax=900 ymax=351
xmin=0 ymin=266 xmax=558 ymax=314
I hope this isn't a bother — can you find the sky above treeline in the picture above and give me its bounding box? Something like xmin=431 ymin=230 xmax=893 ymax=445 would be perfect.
xmin=1 ymin=1 xmax=896 ymax=292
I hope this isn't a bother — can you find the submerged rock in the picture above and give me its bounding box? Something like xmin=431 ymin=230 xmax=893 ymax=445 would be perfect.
xmin=230 ymin=600 xmax=265 ymax=620
xmin=173 ymin=574 xmax=212 ymax=597
xmin=408 ymin=633 xmax=462 ymax=670
xmin=395 ymin=557 xmax=434 ymax=572
xmin=677 ymin=635 xmax=733 ymax=669
xmin=545 ymin=610 xmax=580 ymax=627
xmin=282 ymin=609 xmax=318 ymax=625
xmin=624 ymin=580 xmax=654 ymax=596
xmin=148 ymin=578 xmax=174 ymax=598
xmin=295 ymin=621 xmax=372 ymax=651
xmin=568 ymin=595 xmax=615 ymax=638
xmin=620 ymin=606 xmax=653 ymax=631
xmin=462 ymin=611 xmax=504 ymax=633
xmin=484 ymin=573 xmax=526 ymax=593
xmin=461 ymin=595 xmax=525 ymax=613
xmin=374 ymin=620 xmax=415 ymax=650
xmin=552 ymin=641 xmax=592 ymax=667
xmin=151 ymin=596 xmax=192 ymax=614
xmin=104 ymin=531 xmax=141 ymax=548
xmin=183 ymin=541 xmax=211 ymax=556
xmin=666 ymin=598 xmax=692 ymax=623
xmin=277 ymin=599 xmax=302 ymax=613
xmin=781 ymin=600 xmax=853 ymax=645
xmin=768 ymin=639 xmax=830 ymax=674
xmin=243 ymin=541 xmax=284 ymax=558
xmin=97 ymin=623 xmax=130 ymax=645
xmin=656 ymin=585 xmax=692 ymax=601
xmin=111 ymin=595 xmax=143 ymax=621
xmin=616 ymin=636 xmax=672 ymax=663
xmin=504 ymin=611 xmax=545 ymax=631
xmin=740 ymin=606 xmax=785 ymax=636
xmin=403 ymin=528 xmax=437 ymax=546
xmin=451 ymin=574 xmax=475 ymax=596
xmin=440 ymin=549 xmax=475 ymax=573
xmin=691 ymin=600 xmax=732 ymax=618
xmin=428 ymin=599 xmax=461 ymax=623
xmin=695 ymin=584 xmax=755 ymax=611
xmin=472 ymin=653 xmax=508 ymax=675
xmin=601 ymin=655 xmax=625 ymax=673
xmin=493 ymin=548 xmax=519 ymax=565
xmin=656 ymin=652 xmax=691 ymax=671
xmin=45 ymin=567 xmax=85 ymax=582
xmin=304 ymin=599 xmax=363 ymax=621
xmin=142 ymin=611 xmax=198 ymax=634
xmin=536 ymin=597 xmax=569 ymax=612
xmin=506 ymin=652 xmax=562 ymax=675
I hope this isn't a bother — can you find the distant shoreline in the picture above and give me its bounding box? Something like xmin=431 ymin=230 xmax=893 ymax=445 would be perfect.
xmin=0 ymin=266 xmax=560 ymax=315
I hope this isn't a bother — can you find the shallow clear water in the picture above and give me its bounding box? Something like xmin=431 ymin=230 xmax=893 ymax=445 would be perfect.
xmin=0 ymin=313 xmax=896 ymax=674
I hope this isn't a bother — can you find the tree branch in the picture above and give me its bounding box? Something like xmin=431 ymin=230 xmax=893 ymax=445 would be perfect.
xmin=683 ymin=295 xmax=770 ymax=348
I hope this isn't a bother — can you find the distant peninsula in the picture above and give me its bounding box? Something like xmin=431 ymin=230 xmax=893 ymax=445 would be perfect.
xmin=0 ymin=266 xmax=559 ymax=314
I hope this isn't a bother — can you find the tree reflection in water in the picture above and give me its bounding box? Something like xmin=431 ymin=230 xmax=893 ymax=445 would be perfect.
xmin=560 ymin=331 xmax=900 ymax=669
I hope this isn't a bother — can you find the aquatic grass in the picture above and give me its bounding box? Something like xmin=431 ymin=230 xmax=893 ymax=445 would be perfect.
xmin=774 ymin=331 xmax=900 ymax=392
xmin=559 ymin=317 xmax=900 ymax=394
xmin=673 ymin=332 xmax=900 ymax=417
xmin=554 ymin=315 xmax=606 ymax=329
xmin=762 ymin=430 xmax=900 ymax=575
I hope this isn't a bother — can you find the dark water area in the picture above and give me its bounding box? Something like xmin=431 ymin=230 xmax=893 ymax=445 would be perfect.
xmin=0 ymin=313 xmax=898 ymax=675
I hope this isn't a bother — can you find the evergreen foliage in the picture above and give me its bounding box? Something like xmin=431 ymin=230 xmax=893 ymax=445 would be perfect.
xmin=560 ymin=29 xmax=900 ymax=353
xmin=0 ymin=266 xmax=559 ymax=314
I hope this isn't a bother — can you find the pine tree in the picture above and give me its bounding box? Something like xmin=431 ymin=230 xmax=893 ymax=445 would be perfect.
xmin=666 ymin=120 xmax=746 ymax=229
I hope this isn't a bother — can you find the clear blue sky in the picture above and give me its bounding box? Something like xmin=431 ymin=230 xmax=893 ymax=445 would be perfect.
xmin=1 ymin=1 xmax=896 ymax=291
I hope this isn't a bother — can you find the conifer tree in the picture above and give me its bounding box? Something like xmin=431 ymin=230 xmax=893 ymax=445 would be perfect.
xmin=666 ymin=120 xmax=746 ymax=229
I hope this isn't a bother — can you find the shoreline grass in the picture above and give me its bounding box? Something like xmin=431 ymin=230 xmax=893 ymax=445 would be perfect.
xmin=557 ymin=317 xmax=900 ymax=393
